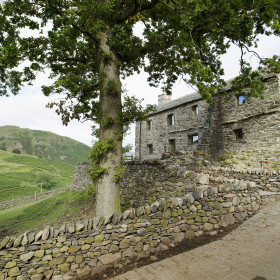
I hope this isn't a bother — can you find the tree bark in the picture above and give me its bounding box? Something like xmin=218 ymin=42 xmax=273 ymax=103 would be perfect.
xmin=95 ymin=31 xmax=122 ymax=219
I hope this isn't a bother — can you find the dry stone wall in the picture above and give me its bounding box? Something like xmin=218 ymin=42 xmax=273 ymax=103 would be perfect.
xmin=120 ymin=158 xmax=196 ymax=208
xmin=72 ymin=154 xmax=204 ymax=208
xmin=0 ymin=187 xmax=70 ymax=211
xmin=1 ymin=175 xmax=280 ymax=280
xmin=2 ymin=156 xmax=280 ymax=279
xmin=72 ymin=162 xmax=92 ymax=192
xmin=72 ymin=154 xmax=280 ymax=209
xmin=201 ymin=166 xmax=280 ymax=193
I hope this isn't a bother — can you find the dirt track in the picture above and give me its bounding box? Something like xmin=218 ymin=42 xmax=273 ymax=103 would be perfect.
xmin=110 ymin=201 xmax=280 ymax=280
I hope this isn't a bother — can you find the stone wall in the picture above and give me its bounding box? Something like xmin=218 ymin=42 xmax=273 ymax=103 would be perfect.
xmin=135 ymin=74 xmax=280 ymax=164
xmin=121 ymin=158 xmax=280 ymax=208
xmin=120 ymin=159 xmax=196 ymax=209
xmin=135 ymin=95 xmax=211 ymax=160
xmin=72 ymin=153 xmax=280 ymax=209
xmin=201 ymin=166 xmax=280 ymax=193
xmin=72 ymin=162 xmax=92 ymax=192
xmin=0 ymin=187 xmax=70 ymax=211
xmin=1 ymin=173 xmax=279 ymax=280
xmin=220 ymin=75 xmax=280 ymax=162
xmin=72 ymin=154 xmax=204 ymax=209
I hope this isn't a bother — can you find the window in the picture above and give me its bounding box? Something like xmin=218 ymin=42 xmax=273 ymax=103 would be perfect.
xmin=168 ymin=139 xmax=176 ymax=152
xmin=147 ymin=120 xmax=152 ymax=130
xmin=147 ymin=144 xmax=153 ymax=155
xmin=192 ymin=105 xmax=199 ymax=116
xmin=236 ymin=95 xmax=246 ymax=105
xmin=234 ymin=129 xmax=243 ymax=140
xmin=188 ymin=134 xmax=199 ymax=144
xmin=167 ymin=114 xmax=175 ymax=126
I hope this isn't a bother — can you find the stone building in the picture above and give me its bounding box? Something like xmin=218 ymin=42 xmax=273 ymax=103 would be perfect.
xmin=135 ymin=73 xmax=280 ymax=166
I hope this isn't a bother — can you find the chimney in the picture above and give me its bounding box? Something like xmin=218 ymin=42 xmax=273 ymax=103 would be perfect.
xmin=158 ymin=87 xmax=172 ymax=107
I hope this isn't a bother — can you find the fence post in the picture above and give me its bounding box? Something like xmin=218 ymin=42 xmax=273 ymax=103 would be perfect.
xmin=40 ymin=182 xmax=43 ymax=194
xmin=12 ymin=195 xmax=14 ymax=207
xmin=35 ymin=191 xmax=37 ymax=202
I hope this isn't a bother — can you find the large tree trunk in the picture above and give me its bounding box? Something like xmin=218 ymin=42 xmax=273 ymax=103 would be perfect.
xmin=95 ymin=31 xmax=122 ymax=219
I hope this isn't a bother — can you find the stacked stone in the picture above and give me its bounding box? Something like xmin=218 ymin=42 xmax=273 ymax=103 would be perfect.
xmin=201 ymin=166 xmax=280 ymax=192
xmin=120 ymin=161 xmax=196 ymax=208
xmin=72 ymin=162 xmax=92 ymax=192
xmin=73 ymin=158 xmax=198 ymax=209
xmin=1 ymin=179 xmax=280 ymax=280
xmin=0 ymin=187 xmax=70 ymax=211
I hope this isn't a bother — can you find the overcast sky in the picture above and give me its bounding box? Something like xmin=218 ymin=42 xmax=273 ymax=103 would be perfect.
xmin=1 ymin=33 xmax=280 ymax=150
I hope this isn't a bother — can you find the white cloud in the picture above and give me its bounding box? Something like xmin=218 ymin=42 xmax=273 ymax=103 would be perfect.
xmin=0 ymin=88 xmax=94 ymax=146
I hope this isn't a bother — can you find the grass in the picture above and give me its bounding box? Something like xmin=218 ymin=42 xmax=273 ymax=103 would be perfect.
xmin=0 ymin=190 xmax=95 ymax=238
xmin=0 ymin=150 xmax=75 ymax=202
xmin=49 ymin=159 xmax=76 ymax=177
xmin=4 ymin=154 xmax=56 ymax=172
xmin=0 ymin=125 xmax=91 ymax=165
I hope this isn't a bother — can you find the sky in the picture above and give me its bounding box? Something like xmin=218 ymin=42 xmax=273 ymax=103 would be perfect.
xmin=1 ymin=31 xmax=280 ymax=150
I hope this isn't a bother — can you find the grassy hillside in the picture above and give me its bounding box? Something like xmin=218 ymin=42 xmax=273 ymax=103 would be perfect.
xmin=0 ymin=125 xmax=91 ymax=165
xmin=0 ymin=150 xmax=75 ymax=202
xmin=0 ymin=191 xmax=95 ymax=238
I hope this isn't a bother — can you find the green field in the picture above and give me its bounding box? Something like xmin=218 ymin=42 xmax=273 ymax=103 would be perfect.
xmin=0 ymin=191 xmax=95 ymax=238
xmin=0 ymin=150 xmax=75 ymax=202
xmin=0 ymin=125 xmax=91 ymax=165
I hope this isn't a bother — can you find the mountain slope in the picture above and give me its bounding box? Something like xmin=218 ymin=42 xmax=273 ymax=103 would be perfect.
xmin=0 ymin=149 xmax=75 ymax=202
xmin=0 ymin=126 xmax=91 ymax=165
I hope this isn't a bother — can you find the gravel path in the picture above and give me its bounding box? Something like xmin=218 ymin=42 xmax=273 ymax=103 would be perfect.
xmin=111 ymin=201 xmax=280 ymax=280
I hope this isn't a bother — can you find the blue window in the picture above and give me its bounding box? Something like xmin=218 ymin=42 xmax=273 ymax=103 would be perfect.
xmin=237 ymin=95 xmax=246 ymax=105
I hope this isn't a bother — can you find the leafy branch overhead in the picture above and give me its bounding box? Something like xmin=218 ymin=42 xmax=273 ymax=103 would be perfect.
xmin=1 ymin=0 xmax=280 ymax=104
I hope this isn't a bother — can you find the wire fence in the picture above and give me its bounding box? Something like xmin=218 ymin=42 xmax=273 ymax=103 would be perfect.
xmin=0 ymin=185 xmax=71 ymax=211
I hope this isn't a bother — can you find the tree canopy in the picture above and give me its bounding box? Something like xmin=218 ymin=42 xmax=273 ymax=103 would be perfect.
xmin=0 ymin=1 xmax=280 ymax=99
xmin=1 ymin=0 xmax=280 ymax=218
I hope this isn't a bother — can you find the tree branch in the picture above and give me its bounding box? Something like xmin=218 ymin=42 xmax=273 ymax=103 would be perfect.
xmin=158 ymin=0 xmax=185 ymax=14
xmin=46 ymin=0 xmax=100 ymax=46
xmin=230 ymin=39 xmax=265 ymax=72
xmin=114 ymin=0 xmax=161 ymax=25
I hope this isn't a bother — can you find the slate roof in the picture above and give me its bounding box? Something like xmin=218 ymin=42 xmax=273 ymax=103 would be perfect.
xmin=157 ymin=91 xmax=202 ymax=113
xmin=155 ymin=72 xmax=278 ymax=114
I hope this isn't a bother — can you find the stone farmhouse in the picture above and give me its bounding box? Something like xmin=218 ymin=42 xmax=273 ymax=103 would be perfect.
xmin=135 ymin=73 xmax=280 ymax=166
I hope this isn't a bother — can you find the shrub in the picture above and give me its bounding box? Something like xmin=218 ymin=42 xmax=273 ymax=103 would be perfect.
xmin=36 ymin=174 xmax=56 ymax=190
xmin=12 ymin=149 xmax=21 ymax=154
xmin=0 ymin=142 xmax=7 ymax=151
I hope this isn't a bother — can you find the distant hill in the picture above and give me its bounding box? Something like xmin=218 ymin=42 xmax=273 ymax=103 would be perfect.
xmin=0 ymin=149 xmax=75 ymax=202
xmin=0 ymin=126 xmax=91 ymax=165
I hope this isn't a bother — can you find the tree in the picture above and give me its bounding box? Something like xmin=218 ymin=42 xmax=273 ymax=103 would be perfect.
xmin=12 ymin=148 xmax=21 ymax=154
xmin=36 ymin=174 xmax=56 ymax=190
xmin=1 ymin=0 xmax=280 ymax=218
xmin=0 ymin=142 xmax=7 ymax=151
